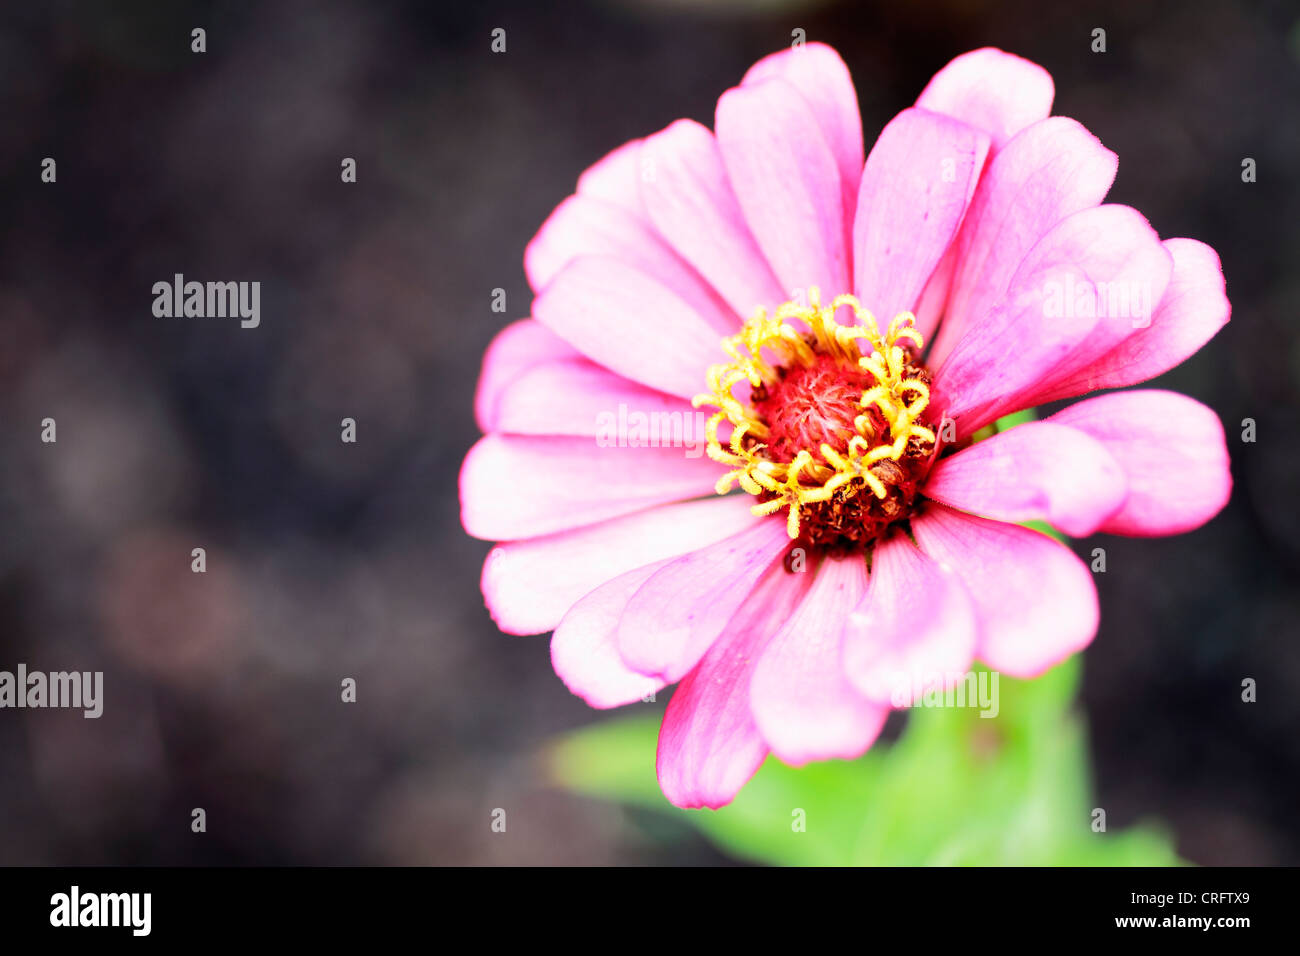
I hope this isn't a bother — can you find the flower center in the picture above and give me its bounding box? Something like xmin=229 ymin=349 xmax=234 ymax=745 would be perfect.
xmin=694 ymin=288 xmax=937 ymax=549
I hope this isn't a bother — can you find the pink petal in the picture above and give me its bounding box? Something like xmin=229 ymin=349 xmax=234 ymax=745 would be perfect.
xmin=933 ymin=204 xmax=1171 ymax=438
xmin=576 ymin=137 xmax=645 ymax=217
xmin=532 ymin=255 xmax=729 ymax=399
xmin=928 ymin=117 xmax=1119 ymax=369
xmin=551 ymin=561 xmax=669 ymax=709
xmin=475 ymin=319 xmax=581 ymax=432
xmin=484 ymin=496 xmax=760 ymax=635
xmin=524 ymin=194 xmax=736 ymax=333
xmin=913 ymin=243 xmax=958 ymax=342
xmin=923 ymin=421 xmax=1127 ymax=537
xmin=1032 ymin=239 xmax=1231 ymax=402
xmin=492 ymin=356 xmax=697 ymax=438
xmin=749 ymin=555 xmax=889 ymax=765
xmin=617 ymin=517 xmax=792 ymax=683
xmin=741 ymin=42 xmax=864 ymax=225
xmin=915 ymin=48 xmax=1054 ymax=152
xmin=715 ymin=76 xmax=849 ymax=298
xmin=459 ymin=433 xmax=722 ymax=540
xmin=911 ymin=505 xmax=1098 ymax=678
xmin=852 ymin=108 xmax=989 ymax=323
xmin=910 ymin=47 xmax=1053 ymax=342
xmin=639 ymin=119 xmax=785 ymax=318
xmin=656 ymin=560 xmax=814 ymax=809
xmin=1048 ymin=389 xmax=1232 ymax=536
xmin=842 ymin=533 xmax=978 ymax=706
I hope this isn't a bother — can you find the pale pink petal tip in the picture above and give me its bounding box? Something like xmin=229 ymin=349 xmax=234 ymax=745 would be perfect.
xmin=551 ymin=562 xmax=668 ymax=709
xmin=852 ymin=107 xmax=990 ymax=323
xmin=750 ymin=556 xmax=889 ymax=765
xmin=934 ymin=203 xmax=1172 ymax=436
xmin=655 ymin=561 xmax=811 ymax=809
xmin=1041 ymin=238 xmax=1231 ymax=400
xmin=459 ymin=433 xmax=721 ymax=542
xmin=715 ymin=75 xmax=849 ymax=298
xmin=1049 ymin=390 xmax=1232 ymax=537
xmin=843 ymin=534 xmax=978 ymax=706
xmin=617 ymin=518 xmax=791 ymax=683
xmin=913 ymin=505 xmax=1099 ymax=678
xmin=927 ymin=115 xmax=1119 ymax=369
xmin=474 ymin=319 xmax=579 ymax=433
xmin=924 ymin=421 xmax=1127 ymax=537
xmin=482 ymin=496 xmax=759 ymax=636
xmin=575 ymin=136 xmax=645 ymax=215
xmin=916 ymin=47 xmax=1054 ymax=150
xmin=639 ymin=118 xmax=784 ymax=318
xmin=532 ymin=255 xmax=729 ymax=399
xmin=741 ymin=42 xmax=864 ymax=218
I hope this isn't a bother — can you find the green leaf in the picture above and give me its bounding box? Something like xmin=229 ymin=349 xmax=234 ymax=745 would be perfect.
xmin=969 ymin=407 xmax=1038 ymax=445
xmin=1020 ymin=519 xmax=1069 ymax=543
xmin=993 ymin=408 xmax=1038 ymax=432
xmin=548 ymin=657 xmax=1184 ymax=866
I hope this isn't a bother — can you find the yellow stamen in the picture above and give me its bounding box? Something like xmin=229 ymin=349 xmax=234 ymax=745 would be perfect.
xmin=693 ymin=288 xmax=935 ymax=539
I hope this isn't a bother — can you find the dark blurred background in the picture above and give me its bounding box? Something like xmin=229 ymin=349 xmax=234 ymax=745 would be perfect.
xmin=0 ymin=0 xmax=1296 ymax=865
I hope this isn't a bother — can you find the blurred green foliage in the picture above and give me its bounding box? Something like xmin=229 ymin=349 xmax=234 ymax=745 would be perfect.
xmin=549 ymin=657 xmax=1182 ymax=866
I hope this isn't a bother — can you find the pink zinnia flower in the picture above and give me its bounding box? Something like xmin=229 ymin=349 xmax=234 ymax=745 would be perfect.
xmin=461 ymin=46 xmax=1231 ymax=808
